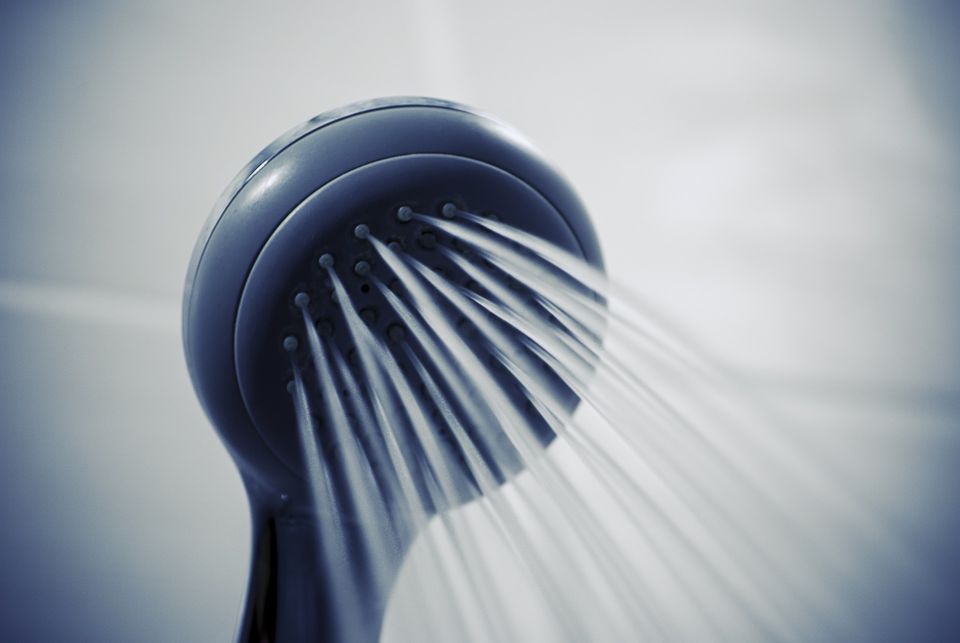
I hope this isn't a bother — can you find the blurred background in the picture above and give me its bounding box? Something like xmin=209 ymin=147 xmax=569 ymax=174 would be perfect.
xmin=0 ymin=1 xmax=957 ymax=640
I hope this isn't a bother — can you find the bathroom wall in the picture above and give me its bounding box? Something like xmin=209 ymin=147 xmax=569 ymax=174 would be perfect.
xmin=0 ymin=1 xmax=957 ymax=640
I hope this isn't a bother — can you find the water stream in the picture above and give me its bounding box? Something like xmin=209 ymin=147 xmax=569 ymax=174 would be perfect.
xmin=283 ymin=208 xmax=944 ymax=642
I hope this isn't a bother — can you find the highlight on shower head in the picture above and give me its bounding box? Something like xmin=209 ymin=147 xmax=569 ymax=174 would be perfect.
xmin=183 ymin=97 xmax=604 ymax=641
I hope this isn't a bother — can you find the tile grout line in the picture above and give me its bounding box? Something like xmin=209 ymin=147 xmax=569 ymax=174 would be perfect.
xmin=0 ymin=279 xmax=180 ymax=335
xmin=0 ymin=281 xmax=954 ymax=408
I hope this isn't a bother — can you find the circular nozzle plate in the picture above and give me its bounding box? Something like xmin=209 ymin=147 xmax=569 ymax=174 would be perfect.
xmin=235 ymin=154 xmax=585 ymax=501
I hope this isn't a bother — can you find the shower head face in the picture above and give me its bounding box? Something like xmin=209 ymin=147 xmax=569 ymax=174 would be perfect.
xmin=183 ymin=98 xmax=603 ymax=510
xmin=236 ymin=155 xmax=584 ymax=506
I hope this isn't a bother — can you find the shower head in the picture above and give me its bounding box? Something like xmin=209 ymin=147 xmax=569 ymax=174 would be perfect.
xmin=183 ymin=97 xmax=604 ymax=641
xmin=184 ymin=97 xmax=602 ymax=507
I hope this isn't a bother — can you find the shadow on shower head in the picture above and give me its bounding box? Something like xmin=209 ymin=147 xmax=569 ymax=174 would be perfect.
xmin=183 ymin=97 xmax=604 ymax=642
